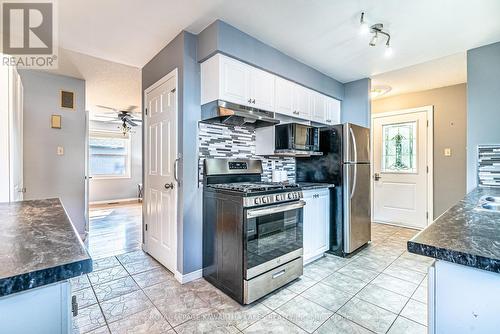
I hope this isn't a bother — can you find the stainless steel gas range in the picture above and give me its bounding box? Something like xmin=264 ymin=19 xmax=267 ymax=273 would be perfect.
xmin=202 ymin=158 xmax=304 ymax=304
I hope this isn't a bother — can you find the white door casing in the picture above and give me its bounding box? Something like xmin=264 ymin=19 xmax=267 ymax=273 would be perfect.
xmin=144 ymin=69 xmax=178 ymax=273
xmin=372 ymin=106 xmax=433 ymax=229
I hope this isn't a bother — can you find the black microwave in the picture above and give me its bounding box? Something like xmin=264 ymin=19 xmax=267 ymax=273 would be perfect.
xmin=275 ymin=123 xmax=320 ymax=152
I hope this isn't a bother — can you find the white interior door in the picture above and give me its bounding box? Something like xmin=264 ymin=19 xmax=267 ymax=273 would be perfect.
xmin=372 ymin=107 xmax=432 ymax=229
xmin=144 ymin=70 xmax=178 ymax=273
xmin=10 ymin=68 xmax=23 ymax=202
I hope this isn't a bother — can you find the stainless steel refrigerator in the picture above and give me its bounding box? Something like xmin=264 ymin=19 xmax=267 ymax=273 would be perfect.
xmin=296 ymin=123 xmax=371 ymax=256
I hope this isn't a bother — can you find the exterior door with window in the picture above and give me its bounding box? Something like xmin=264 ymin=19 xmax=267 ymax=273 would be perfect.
xmin=144 ymin=70 xmax=178 ymax=274
xmin=372 ymin=108 xmax=431 ymax=229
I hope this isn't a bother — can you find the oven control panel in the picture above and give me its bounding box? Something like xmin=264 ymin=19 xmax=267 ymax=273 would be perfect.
xmin=243 ymin=191 xmax=303 ymax=208
xmin=228 ymin=161 xmax=248 ymax=170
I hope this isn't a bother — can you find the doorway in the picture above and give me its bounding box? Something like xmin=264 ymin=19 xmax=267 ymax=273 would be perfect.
xmin=143 ymin=69 xmax=179 ymax=274
xmin=371 ymin=106 xmax=433 ymax=229
xmin=85 ymin=107 xmax=144 ymax=259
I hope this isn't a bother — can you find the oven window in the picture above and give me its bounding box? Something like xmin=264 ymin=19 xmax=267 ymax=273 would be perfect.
xmin=245 ymin=207 xmax=303 ymax=270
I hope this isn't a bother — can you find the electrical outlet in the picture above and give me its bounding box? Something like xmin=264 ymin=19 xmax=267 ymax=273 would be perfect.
xmin=57 ymin=146 xmax=64 ymax=155
xmin=444 ymin=148 xmax=452 ymax=157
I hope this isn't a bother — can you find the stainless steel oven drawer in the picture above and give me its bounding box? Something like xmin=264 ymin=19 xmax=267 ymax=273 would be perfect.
xmin=243 ymin=257 xmax=303 ymax=304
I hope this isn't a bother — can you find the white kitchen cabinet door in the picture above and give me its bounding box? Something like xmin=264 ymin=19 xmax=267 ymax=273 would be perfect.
xmin=293 ymin=85 xmax=311 ymax=119
xmin=325 ymin=97 xmax=341 ymax=125
xmin=250 ymin=67 xmax=275 ymax=111
xmin=312 ymin=92 xmax=326 ymax=123
xmin=274 ymin=77 xmax=295 ymax=116
xmin=303 ymin=189 xmax=330 ymax=264
xmin=220 ymin=56 xmax=251 ymax=106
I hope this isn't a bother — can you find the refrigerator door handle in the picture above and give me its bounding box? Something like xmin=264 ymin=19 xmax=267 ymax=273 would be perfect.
xmin=349 ymin=127 xmax=358 ymax=163
xmin=350 ymin=163 xmax=357 ymax=199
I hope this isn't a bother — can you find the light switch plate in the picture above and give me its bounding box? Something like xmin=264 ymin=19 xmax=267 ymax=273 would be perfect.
xmin=57 ymin=146 xmax=64 ymax=155
xmin=444 ymin=148 xmax=452 ymax=157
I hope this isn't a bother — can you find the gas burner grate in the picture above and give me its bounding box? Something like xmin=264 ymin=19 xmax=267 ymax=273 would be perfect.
xmin=208 ymin=182 xmax=300 ymax=193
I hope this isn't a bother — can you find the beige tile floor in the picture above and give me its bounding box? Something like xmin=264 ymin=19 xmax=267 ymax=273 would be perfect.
xmin=72 ymin=223 xmax=432 ymax=334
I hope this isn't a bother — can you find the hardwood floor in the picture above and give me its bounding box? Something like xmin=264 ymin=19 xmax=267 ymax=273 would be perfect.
xmin=86 ymin=202 xmax=143 ymax=259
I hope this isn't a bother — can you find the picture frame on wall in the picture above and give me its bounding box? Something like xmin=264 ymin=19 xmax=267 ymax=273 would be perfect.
xmin=51 ymin=115 xmax=62 ymax=129
xmin=60 ymin=90 xmax=75 ymax=109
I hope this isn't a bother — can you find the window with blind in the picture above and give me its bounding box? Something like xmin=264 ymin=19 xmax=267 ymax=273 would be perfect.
xmin=89 ymin=131 xmax=131 ymax=178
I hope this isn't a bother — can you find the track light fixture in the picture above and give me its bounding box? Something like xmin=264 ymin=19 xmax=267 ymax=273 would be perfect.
xmin=360 ymin=12 xmax=393 ymax=57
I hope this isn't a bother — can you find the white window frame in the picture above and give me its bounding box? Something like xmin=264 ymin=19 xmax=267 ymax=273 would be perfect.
xmin=89 ymin=130 xmax=131 ymax=179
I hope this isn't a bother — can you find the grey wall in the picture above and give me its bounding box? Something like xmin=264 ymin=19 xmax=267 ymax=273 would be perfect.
xmin=197 ymin=20 xmax=345 ymax=100
xmin=467 ymin=41 xmax=500 ymax=191
xmin=373 ymin=84 xmax=467 ymax=218
xmin=180 ymin=32 xmax=202 ymax=274
xmin=20 ymin=70 xmax=87 ymax=235
xmin=342 ymin=78 xmax=371 ymax=127
xmin=142 ymin=31 xmax=202 ymax=275
xmin=88 ymin=120 xmax=142 ymax=203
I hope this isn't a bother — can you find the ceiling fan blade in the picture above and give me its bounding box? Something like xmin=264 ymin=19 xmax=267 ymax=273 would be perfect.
xmin=123 ymin=105 xmax=139 ymax=112
xmin=125 ymin=119 xmax=138 ymax=127
xmin=95 ymin=104 xmax=118 ymax=111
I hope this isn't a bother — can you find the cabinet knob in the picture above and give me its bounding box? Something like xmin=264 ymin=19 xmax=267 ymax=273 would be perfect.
xmin=248 ymin=98 xmax=252 ymax=103
xmin=252 ymin=99 xmax=256 ymax=104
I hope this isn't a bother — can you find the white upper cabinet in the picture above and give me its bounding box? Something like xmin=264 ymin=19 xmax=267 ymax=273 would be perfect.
xmin=274 ymin=77 xmax=295 ymax=116
xmin=201 ymin=53 xmax=341 ymax=123
xmin=220 ymin=56 xmax=250 ymax=106
xmin=292 ymin=85 xmax=311 ymax=118
xmin=325 ymin=97 xmax=341 ymax=125
xmin=249 ymin=67 xmax=275 ymax=111
xmin=312 ymin=92 xmax=326 ymax=123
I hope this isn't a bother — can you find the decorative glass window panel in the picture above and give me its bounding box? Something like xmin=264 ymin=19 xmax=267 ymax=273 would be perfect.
xmin=89 ymin=131 xmax=131 ymax=178
xmin=382 ymin=121 xmax=417 ymax=173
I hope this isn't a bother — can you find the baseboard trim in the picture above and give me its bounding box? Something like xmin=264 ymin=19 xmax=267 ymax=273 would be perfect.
xmin=89 ymin=197 xmax=140 ymax=205
xmin=175 ymin=269 xmax=203 ymax=284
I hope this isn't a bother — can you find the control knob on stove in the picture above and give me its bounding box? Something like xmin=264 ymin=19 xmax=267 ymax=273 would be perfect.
xmin=254 ymin=197 xmax=261 ymax=205
xmin=287 ymin=193 xmax=293 ymax=199
xmin=262 ymin=196 xmax=269 ymax=204
xmin=275 ymin=194 xmax=281 ymax=201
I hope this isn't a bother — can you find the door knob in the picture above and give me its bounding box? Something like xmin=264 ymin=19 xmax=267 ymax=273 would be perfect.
xmin=164 ymin=183 xmax=174 ymax=189
xmin=374 ymin=173 xmax=381 ymax=181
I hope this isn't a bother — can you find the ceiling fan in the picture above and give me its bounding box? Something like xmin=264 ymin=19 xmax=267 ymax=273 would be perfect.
xmin=94 ymin=105 xmax=142 ymax=135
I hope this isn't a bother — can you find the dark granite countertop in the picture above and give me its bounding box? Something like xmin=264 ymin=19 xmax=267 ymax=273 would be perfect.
xmin=0 ymin=198 xmax=92 ymax=297
xmin=295 ymin=182 xmax=335 ymax=190
xmin=408 ymin=187 xmax=500 ymax=273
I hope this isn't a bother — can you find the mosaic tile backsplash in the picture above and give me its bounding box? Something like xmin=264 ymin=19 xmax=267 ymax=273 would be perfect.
xmin=198 ymin=122 xmax=295 ymax=183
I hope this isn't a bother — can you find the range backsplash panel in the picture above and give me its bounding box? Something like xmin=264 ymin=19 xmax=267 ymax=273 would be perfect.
xmin=198 ymin=122 xmax=295 ymax=183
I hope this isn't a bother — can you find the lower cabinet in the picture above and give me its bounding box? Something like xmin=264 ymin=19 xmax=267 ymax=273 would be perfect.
xmin=428 ymin=260 xmax=500 ymax=333
xmin=302 ymin=188 xmax=330 ymax=264
xmin=0 ymin=280 xmax=73 ymax=334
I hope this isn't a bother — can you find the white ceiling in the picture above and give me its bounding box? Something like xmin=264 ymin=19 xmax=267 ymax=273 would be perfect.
xmin=371 ymin=52 xmax=467 ymax=99
xmin=59 ymin=0 xmax=500 ymax=84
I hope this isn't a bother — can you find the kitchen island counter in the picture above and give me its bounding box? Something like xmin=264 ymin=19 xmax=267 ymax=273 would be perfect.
xmin=408 ymin=187 xmax=500 ymax=273
xmin=0 ymin=198 xmax=92 ymax=297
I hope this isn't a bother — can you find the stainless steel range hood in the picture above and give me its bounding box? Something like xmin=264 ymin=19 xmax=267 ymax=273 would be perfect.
xmin=201 ymin=100 xmax=279 ymax=128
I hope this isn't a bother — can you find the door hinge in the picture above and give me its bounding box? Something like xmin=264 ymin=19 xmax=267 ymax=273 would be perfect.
xmin=145 ymin=224 xmax=148 ymax=232
xmin=145 ymin=108 xmax=148 ymax=116
xmin=426 ymin=166 xmax=429 ymax=173
xmin=427 ymin=120 xmax=429 ymax=127
xmin=171 ymin=88 xmax=176 ymax=93
xmin=426 ymin=211 xmax=429 ymax=220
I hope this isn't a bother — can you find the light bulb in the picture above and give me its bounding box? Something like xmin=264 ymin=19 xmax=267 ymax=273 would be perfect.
xmin=360 ymin=22 xmax=369 ymax=35
xmin=385 ymin=44 xmax=393 ymax=57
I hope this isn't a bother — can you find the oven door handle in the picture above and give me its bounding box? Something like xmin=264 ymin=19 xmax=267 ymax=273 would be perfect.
xmin=246 ymin=201 xmax=306 ymax=219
